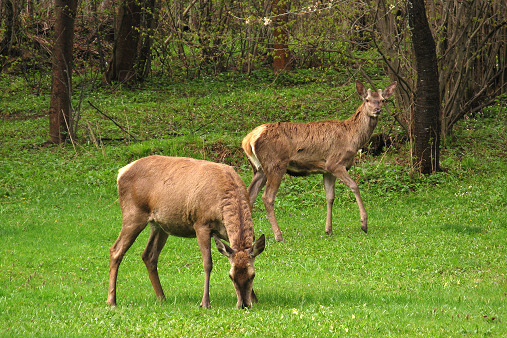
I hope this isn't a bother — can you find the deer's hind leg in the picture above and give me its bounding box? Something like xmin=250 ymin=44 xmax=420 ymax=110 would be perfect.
xmin=142 ymin=223 xmax=169 ymax=303
xmin=108 ymin=210 xmax=149 ymax=306
xmin=247 ymin=169 xmax=267 ymax=206
xmin=323 ymin=173 xmax=337 ymax=235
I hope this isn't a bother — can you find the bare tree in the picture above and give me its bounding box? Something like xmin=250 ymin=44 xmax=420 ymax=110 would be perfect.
xmin=374 ymin=0 xmax=506 ymax=138
xmin=48 ymin=0 xmax=78 ymax=144
xmin=435 ymin=1 xmax=507 ymax=134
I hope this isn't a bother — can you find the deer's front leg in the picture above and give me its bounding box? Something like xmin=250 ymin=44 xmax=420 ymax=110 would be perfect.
xmin=333 ymin=167 xmax=368 ymax=233
xmin=195 ymin=226 xmax=213 ymax=308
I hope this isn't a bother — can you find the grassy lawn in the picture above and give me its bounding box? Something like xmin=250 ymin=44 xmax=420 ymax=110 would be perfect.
xmin=0 ymin=71 xmax=505 ymax=336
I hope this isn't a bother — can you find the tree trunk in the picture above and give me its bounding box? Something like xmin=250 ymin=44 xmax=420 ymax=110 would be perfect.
xmin=272 ymin=0 xmax=291 ymax=73
xmin=104 ymin=0 xmax=142 ymax=83
xmin=407 ymin=0 xmax=441 ymax=173
xmin=48 ymin=0 xmax=78 ymax=144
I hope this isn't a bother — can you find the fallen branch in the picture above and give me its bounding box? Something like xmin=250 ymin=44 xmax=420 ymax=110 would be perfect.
xmin=88 ymin=101 xmax=137 ymax=141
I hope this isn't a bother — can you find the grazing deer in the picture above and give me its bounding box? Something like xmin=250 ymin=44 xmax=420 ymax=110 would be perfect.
xmin=107 ymin=156 xmax=265 ymax=309
xmin=242 ymin=80 xmax=397 ymax=242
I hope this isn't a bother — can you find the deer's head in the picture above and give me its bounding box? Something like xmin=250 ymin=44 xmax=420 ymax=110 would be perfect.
xmin=214 ymin=234 xmax=265 ymax=309
xmin=356 ymin=80 xmax=397 ymax=118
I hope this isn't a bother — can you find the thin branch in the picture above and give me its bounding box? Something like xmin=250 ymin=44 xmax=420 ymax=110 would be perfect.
xmin=61 ymin=108 xmax=77 ymax=154
xmin=87 ymin=101 xmax=138 ymax=141
xmin=182 ymin=0 xmax=200 ymax=18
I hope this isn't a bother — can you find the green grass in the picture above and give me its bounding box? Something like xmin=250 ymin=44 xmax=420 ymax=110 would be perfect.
xmin=0 ymin=71 xmax=505 ymax=336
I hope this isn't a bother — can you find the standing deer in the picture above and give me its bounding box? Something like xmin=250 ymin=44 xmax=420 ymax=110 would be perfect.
xmin=242 ymin=80 xmax=397 ymax=242
xmin=107 ymin=155 xmax=265 ymax=309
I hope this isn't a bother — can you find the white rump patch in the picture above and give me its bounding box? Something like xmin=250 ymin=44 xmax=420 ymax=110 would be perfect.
xmin=246 ymin=125 xmax=266 ymax=171
xmin=247 ymin=149 xmax=262 ymax=171
xmin=117 ymin=160 xmax=138 ymax=184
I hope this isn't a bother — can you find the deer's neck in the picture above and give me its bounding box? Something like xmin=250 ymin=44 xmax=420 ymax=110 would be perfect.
xmin=221 ymin=189 xmax=255 ymax=251
xmin=345 ymin=103 xmax=379 ymax=151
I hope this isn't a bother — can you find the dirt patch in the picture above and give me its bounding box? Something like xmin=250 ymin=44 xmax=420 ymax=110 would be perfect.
xmin=1 ymin=111 xmax=46 ymax=121
xmin=201 ymin=141 xmax=245 ymax=168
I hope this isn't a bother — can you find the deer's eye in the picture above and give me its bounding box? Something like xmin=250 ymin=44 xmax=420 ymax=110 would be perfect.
xmin=365 ymin=99 xmax=369 ymax=102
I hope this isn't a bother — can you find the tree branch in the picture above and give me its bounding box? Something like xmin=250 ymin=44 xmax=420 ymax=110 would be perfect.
xmin=87 ymin=101 xmax=137 ymax=141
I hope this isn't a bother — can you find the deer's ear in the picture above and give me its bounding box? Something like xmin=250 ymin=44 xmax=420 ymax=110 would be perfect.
xmin=356 ymin=80 xmax=367 ymax=98
xmin=382 ymin=81 xmax=397 ymax=99
xmin=250 ymin=234 xmax=265 ymax=257
xmin=214 ymin=234 xmax=234 ymax=258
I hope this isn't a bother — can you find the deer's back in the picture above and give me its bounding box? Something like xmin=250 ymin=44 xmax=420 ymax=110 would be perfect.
xmin=248 ymin=121 xmax=356 ymax=172
xmin=117 ymin=156 xmax=244 ymax=237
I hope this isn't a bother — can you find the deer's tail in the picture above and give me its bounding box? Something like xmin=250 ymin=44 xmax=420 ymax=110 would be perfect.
xmin=241 ymin=125 xmax=266 ymax=172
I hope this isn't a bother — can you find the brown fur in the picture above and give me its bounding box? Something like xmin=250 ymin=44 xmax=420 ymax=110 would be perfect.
xmin=242 ymin=81 xmax=397 ymax=241
xmin=107 ymin=156 xmax=265 ymax=309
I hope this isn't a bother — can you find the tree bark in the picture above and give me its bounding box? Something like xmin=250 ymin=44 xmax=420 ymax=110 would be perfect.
xmin=104 ymin=0 xmax=142 ymax=83
xmin=407 ymin=0 xmax=441 ymax=173
xmin=48 ymin=0 xmax=78 ymax=144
